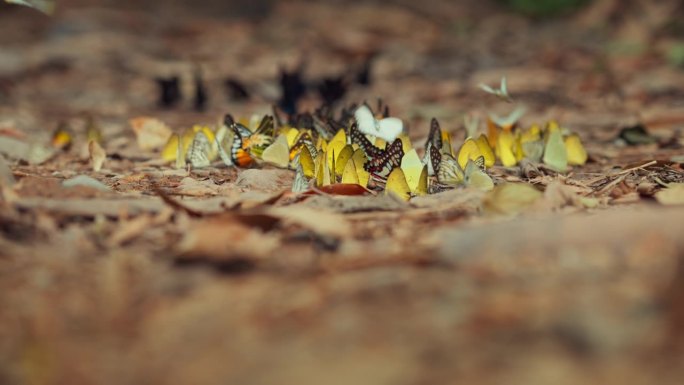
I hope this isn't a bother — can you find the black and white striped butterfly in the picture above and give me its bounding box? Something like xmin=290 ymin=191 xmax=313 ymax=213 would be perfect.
xmin=363 ymin=138 xmax=404 ymax=179
xmin=423 ymin=118 xmax=444 ymax=176
xmin=349 ymin=123 xmax=384 ymax=160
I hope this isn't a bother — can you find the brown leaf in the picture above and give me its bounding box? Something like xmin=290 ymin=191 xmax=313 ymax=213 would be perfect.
xmin=306 ymin=183 xmax=372 ymax=196
xmin=235 ymin=169 xmax=293 ymax=192
xmin=177 ymin=216 xmax=281 ymax=263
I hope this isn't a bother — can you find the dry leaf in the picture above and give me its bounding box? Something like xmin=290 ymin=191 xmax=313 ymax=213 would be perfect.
xmin=176 ymin=177 xmax=220 ymax=197
xmin=655 ymin=184 xmax=684 ymax=205
xmin=268 ymin=206 xmax=351 ymax=238
xmin=236 ymin=169 xmax=293 ymax=192
xmin=129 ymin=117 xmax=173 ymax=151
xmin=88 ymin=140 xmax=106 ymax=172
xmin=483 ymin=183 xmax=543 ymax=215
xmin=178 ymin=216 xmax=281 ymax=263
xmin=107 ymin=215 xmax=154 ymax=246
xmin=62 ymin=175 xmax=111 ymax=192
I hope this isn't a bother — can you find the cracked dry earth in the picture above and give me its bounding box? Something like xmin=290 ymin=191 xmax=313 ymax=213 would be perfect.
xmin=1 ymin=1 xmax=684 ymax=384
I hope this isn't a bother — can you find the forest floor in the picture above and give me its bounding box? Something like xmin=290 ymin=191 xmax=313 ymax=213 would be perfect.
xmin=1 ymin=0 xmax=684 ymax=384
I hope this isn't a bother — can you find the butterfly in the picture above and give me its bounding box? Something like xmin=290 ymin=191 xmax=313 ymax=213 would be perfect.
xmin=350 ymin=123 xmax=384 ymax=160
xmin=564 ymin=134 xmax=587 ymax=166
xmin=51 ymin=122 xmax=73 ymax=151
xmin=5 ymin=0 xmax=55 ymax=15
xmin=437 ymin=152 xmax=489 ymax=188
xmin=261 ymin=134 xmax=290 ymax=168
xmin=424 ymin=118 xmax=443 ymax=151
xmin=354 ymin=104 xmax=403 ymax=142
xmin=225 ymin=114 xmax=274 ymax=167
xmin=437 ymin=152 xmax=464 ymax=186
xmin=291 ymin=153 xmax=311 ymax=193
xmin=385 ymin=167 xmax=411 ymax=201
xmin=401 ymin=148 xmax=428 ymax=195
xmin=479 ymin=76 xmax=512 ymax=102
xmin=488 ymin=106 xmax=525 ymax=131
xmin=542 ymin=127 xmax=568 ymax=172
xmin=363 ymin=138 xmax=404 ymax=179
xmin=289 ymin=131 xmax=318 ymax=161
xmin=423 ymin=142 xmax=442 ymax=176
xmin=187 ymin=131 xmax=211 ymax=168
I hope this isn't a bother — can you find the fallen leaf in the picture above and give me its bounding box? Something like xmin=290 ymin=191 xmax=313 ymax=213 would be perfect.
xmin=176 ymin=177 xmax=220 ymax=197
xmin=62 ymin=175 xmax=111 ymax=192
xmin=483 ymin=182 xmax=543 ymax=215
xmin=107 ymin=215 xmax=154 ymax=246
xmin=236 ymin=169 xmax=293 ymax=192
xmin=268 ymin=206 xmax=350 ymax=238
xmin=655 ymin=184 xmax=684 ymax=205
xmin=307 ymin=183 xmax=370 ymax=196
xmin=178 ymin=216 xmax=281 ymax=263
xmin=129 ymin=117 xmax=173 ymax=150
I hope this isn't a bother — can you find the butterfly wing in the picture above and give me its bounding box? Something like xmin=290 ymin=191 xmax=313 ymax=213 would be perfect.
xmin=437 ymin=153 xmax=464 ymax=186
xmin=425 ymin=118 xmax=443 ymax=151
xmin=229 ymin=125 xmax=254 ymax=167
xmin=188 ymin=132 xmax=211 ymax=168
xmin=354 ymin=105 xmax=378 ymax=137
xmin=254 ymin=115 xmax=275 ymax=137
xmin=350 ymin=123 xmax=384 ymax=159
xmin=291 ymin=156 xmax=311 ymax=193
xmin=376 ymin=117 xmax=403 ymax=142
xmin=363 ymin=138 xmax=404 ymax=178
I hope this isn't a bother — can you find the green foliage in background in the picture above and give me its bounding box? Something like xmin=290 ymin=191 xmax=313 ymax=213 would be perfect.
xmin=498 ymin=0 xmax=591 ymax=17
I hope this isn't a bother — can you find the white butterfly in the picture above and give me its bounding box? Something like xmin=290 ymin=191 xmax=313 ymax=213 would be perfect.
xmin=187 ymin=131 xmax=211 ymax=168
xmin=354 ymin=105 xmax=403 ymax=142
xmin=489 ymin=106 xmax=526 ymax=128
xmin=479 ymin=76 xmax=513 ymax=102
xmin=4 ymin=0 xmax=54 ymax=14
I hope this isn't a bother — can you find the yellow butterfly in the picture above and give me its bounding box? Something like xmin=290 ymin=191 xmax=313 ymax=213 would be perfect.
xmin=341 ymin=158 xmax=360 ymax=184
xmin=327 ymin=129 xmax=347 ymax=172
xmin=261 ymin=134 xmax=290 ymax=168
xmin=335 ymin=145 xmax=355 ymax=178
xmin=401 ymin=148 xmax=425 ymax=194
xmin=51 ymin=122 xmax=72 ymax=151
xmin=543 ymin=128 xmax=568 ymax=172
xmin=385 ymin=167 xmax=411 ymax=201
xmin=298 ymin=145 xmax=316 ymax=179
xmin=457 ymin=138 xmax=483 ymax=170
xmin=464 ymin=158 xmax=493 ymax=191
xmin=351 ymin=148 xmax=370 ymax=187
xmin=476 ymin=134 xmax=496 ymax=167
xmin=162 ymin=133 xmax=180 ymax=162
xmin=496 ymin=130 xmax=517 ymax=167
xmin=564 ymin=134 xmax=587 ymax=166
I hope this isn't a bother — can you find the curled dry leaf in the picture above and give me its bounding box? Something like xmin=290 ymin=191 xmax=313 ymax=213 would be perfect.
xmin=88 ymin=140 xmax=106 ymax=172
xmin=129 ymin=117 xmax=173 ymax=151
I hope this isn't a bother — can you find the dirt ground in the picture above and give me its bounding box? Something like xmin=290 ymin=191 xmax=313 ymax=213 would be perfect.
xmin=1 ymin=0 xmax=684 ymax=384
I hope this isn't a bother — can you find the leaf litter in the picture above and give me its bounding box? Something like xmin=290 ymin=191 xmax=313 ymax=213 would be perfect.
xmin=1 ymin=1 xmax=684 ymax=384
